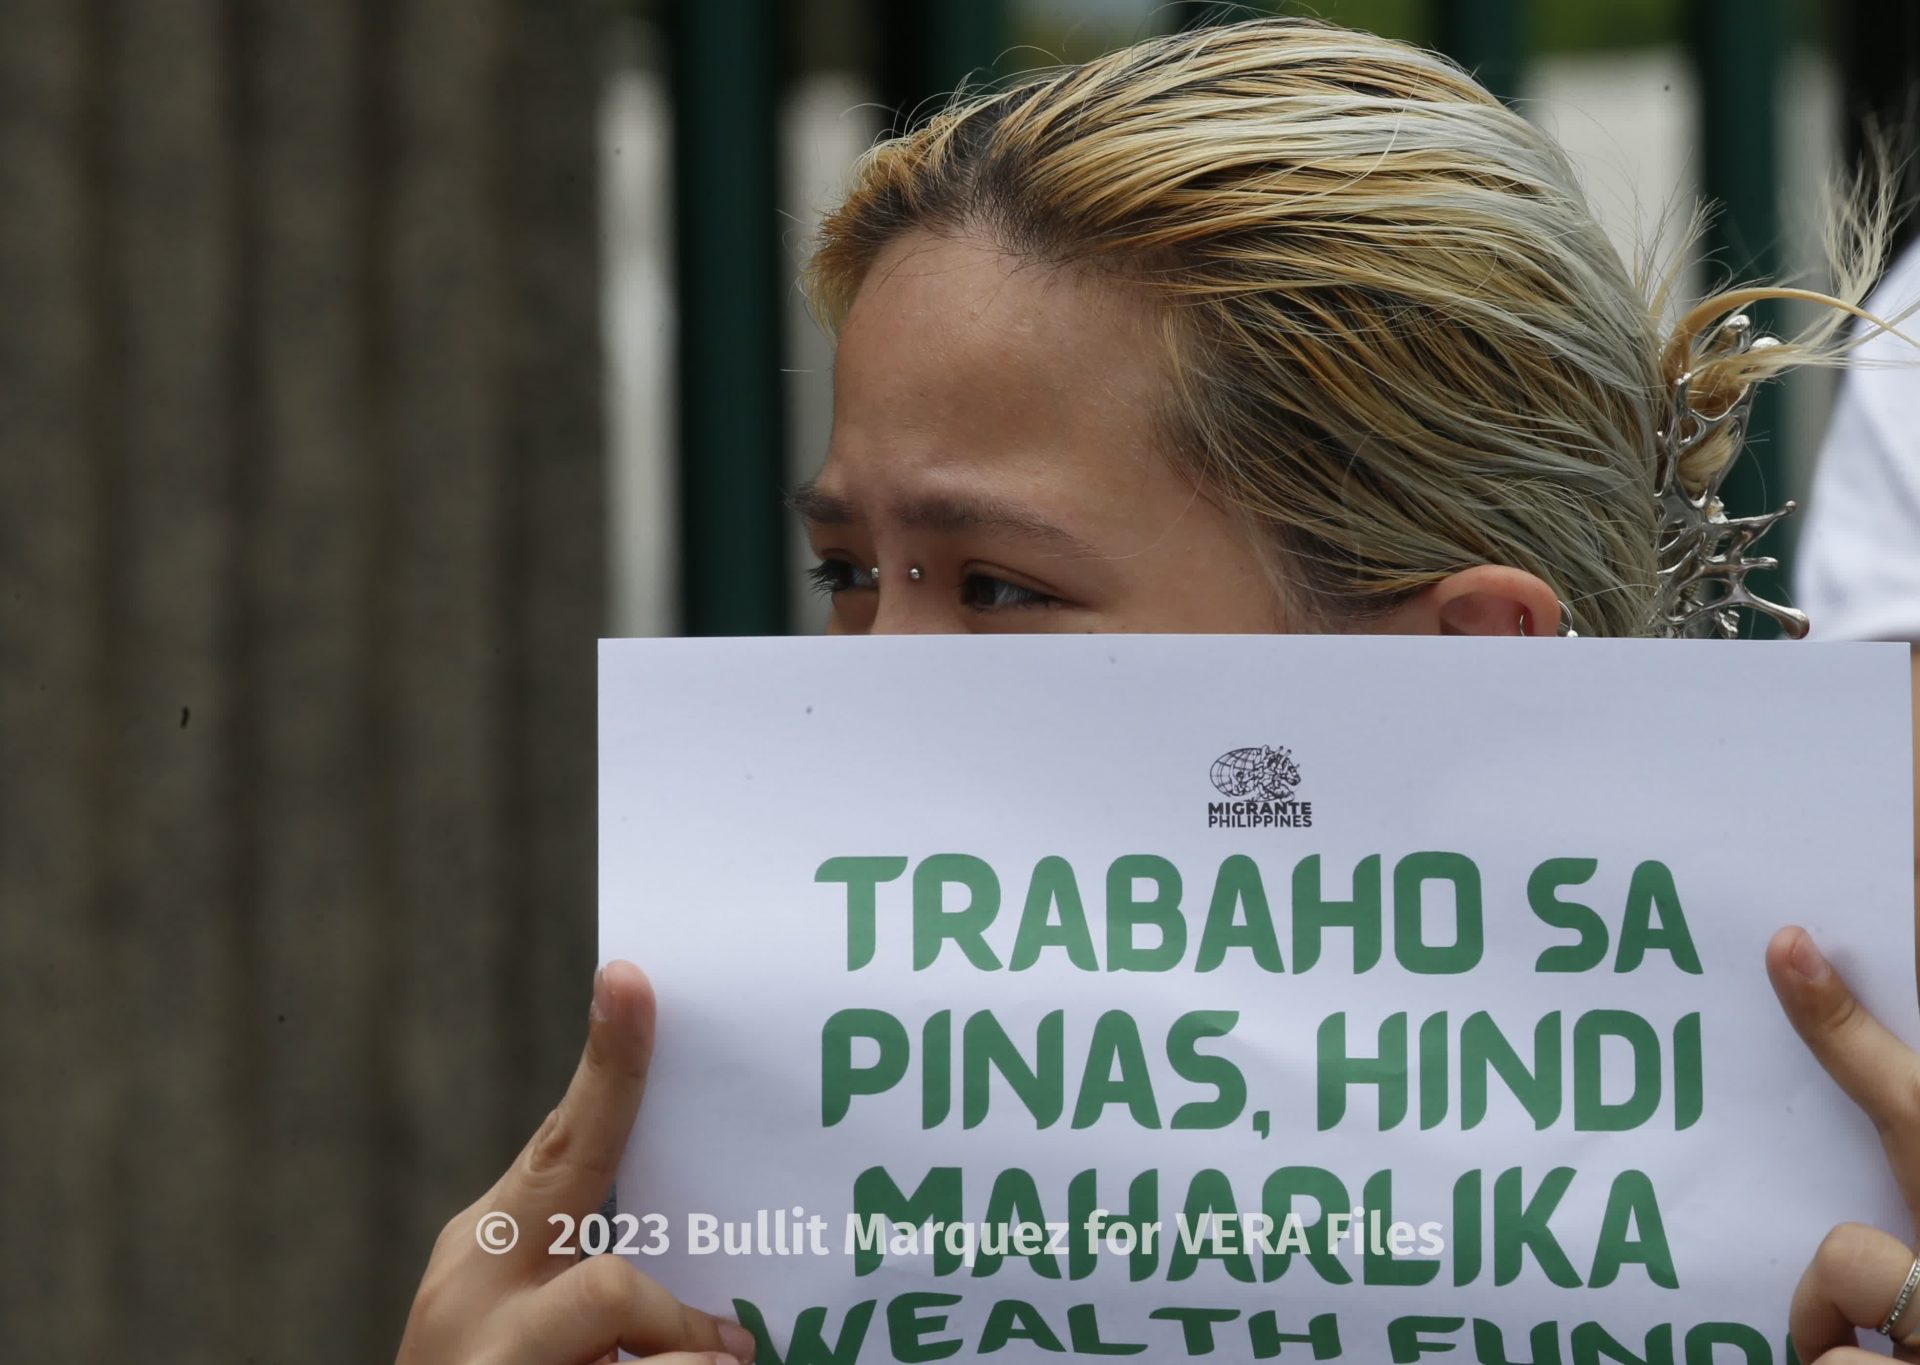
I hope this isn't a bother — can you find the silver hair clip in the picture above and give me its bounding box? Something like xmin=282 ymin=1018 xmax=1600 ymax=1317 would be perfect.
xmin=1649 ymin=313 xmax=1808 ymax=640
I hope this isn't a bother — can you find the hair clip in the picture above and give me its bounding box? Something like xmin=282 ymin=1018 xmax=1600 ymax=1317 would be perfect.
xmin=1649 ymin=313 xmax=1809 ymax=640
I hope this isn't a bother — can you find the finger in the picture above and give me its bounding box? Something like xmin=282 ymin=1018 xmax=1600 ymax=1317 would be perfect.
xmin=507 ymin=1253 xmax=756 ymax=1364
xmin=493 ymin=961 xmax=657 ymax=1231
xmin=1790 ymin=1221 xmax=1920 ymax=1362
xmin=1768 ymin=927 xmax=1920 ymax=1140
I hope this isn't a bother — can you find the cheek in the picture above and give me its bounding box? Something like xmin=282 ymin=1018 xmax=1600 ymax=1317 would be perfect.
xmin=1102 ymin=522 xmax=1287 ymax=632
xmin=1125 ymin=562 xmax=1289 ymax=632
xmin=824 ymin=598 xmax=875 ymax=635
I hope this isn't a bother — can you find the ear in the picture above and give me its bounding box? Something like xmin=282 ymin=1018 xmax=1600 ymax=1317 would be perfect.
xmin=1382 ymin=565 xmax=1564 ymax=637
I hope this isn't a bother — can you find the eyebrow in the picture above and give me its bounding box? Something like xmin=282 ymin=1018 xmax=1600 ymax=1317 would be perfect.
xmin=785 ymin=479 xmax=1098 ymax=557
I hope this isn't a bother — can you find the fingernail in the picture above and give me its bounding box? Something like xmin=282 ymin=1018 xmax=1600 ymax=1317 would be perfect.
xmin=1789 ymin=931 xmax=1832 ymax=985
xmin=589 ymin=966 xmax=609 ymax=1022
xmin=706 ymin=1355 xmax=742 ymax=1365
xmin=719 ymin=1320 xmax=756 ymax=1361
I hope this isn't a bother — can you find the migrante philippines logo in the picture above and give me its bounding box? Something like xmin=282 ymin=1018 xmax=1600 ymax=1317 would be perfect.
xmin=1207 ymin=744 xmax=1313 ymax=829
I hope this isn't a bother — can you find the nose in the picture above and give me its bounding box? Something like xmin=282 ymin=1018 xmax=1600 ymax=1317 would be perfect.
xmin=867 ymin=581 xmax=966 ymax=635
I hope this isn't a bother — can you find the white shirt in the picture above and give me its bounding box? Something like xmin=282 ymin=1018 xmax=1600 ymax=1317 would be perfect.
xmin=1794 ymin=239 xmax=1920 ymax=642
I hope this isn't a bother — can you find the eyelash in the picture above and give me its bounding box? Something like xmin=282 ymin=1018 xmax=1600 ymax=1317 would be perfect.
xmin=805 ymin=559 xmax=1061 ymax=611
xmin=805 ymin=560 xmax=872 ymax=596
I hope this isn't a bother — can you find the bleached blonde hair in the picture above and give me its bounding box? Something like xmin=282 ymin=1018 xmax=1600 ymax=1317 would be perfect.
xmin=803 ymin=17 xmax=1900 ymax=636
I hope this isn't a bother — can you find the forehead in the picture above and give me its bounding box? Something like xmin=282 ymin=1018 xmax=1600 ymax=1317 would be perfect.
xmin=818 ymin=230 xmax=1171 ymax=501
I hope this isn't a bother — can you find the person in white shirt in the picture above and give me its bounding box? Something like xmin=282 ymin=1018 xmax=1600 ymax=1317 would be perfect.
xmin=1798 ymin=239 xmax=1920 ymax=641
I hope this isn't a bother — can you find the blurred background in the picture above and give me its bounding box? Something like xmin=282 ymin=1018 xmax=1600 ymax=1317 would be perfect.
xmin=1 ymin=0 xmax=1914 ymax=1360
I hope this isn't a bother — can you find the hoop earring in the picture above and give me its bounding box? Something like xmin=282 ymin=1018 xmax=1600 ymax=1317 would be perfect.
xmin=1520 ymin=600 xmax=1580 ymax=638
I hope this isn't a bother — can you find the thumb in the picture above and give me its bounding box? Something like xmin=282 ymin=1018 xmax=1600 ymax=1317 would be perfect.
xmin=1768 ymin=925 xmax=1920 ymax=1223
xmin=493 ymin=960 xmax=657 ymax=1230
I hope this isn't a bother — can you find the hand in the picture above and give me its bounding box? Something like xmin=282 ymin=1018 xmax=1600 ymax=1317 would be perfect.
xmin=395 ymin=961 xmax=755 ymax=1365
xmin=1769 ymin=926 xmax=1920 ymax=1362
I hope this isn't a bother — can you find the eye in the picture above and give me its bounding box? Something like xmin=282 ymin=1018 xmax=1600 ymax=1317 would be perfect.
xmin=805 ymin=558 xmax=875 ymax=597
xmin=960 ymin=571 xmax=1061 ymax=612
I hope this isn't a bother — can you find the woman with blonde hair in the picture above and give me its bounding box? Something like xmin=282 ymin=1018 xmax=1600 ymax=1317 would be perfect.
xmin=394 ymin=18 xmax=1917 ymax=1363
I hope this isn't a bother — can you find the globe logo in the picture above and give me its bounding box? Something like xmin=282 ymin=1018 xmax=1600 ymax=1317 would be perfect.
xmin=1209 ymin=745 xmax=1302 ymax=802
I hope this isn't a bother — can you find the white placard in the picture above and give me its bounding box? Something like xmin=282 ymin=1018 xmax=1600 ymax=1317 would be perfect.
xmin=603 ymin=635 xmax=1915 ymax=1364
